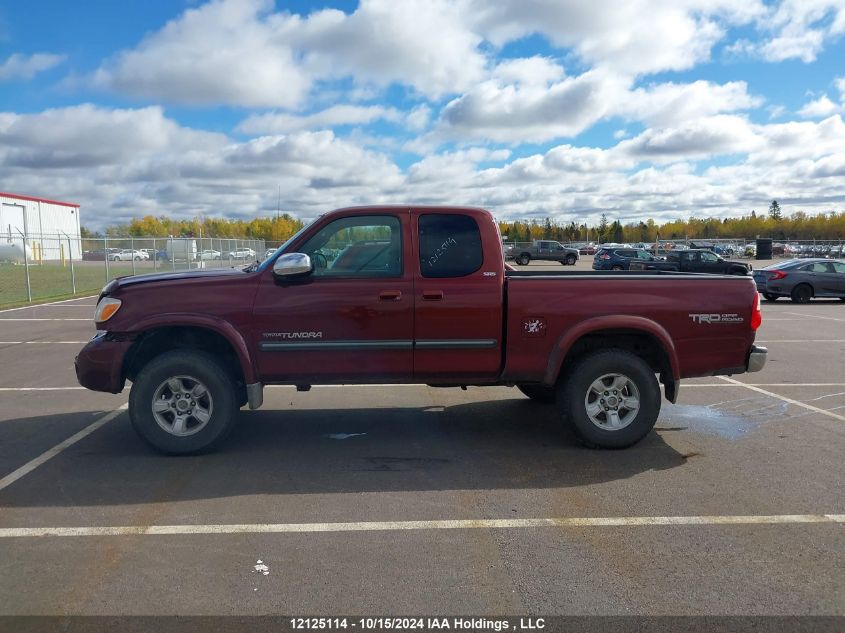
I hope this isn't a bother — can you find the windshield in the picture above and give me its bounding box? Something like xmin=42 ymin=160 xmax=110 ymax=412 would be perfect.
xmin=256 ymin=217 xmax=319 ymax=272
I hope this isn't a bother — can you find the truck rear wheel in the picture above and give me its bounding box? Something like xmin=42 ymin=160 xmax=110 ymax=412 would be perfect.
xmin=559 ymin=349 xmax=660 ymax=449
xmin=517 ymin=384 xmax=556 ymax=404
xmin=129 ymin=349 xmax=237 ymax=455
xmin=517 ymin=254 xmax=530 ymax=265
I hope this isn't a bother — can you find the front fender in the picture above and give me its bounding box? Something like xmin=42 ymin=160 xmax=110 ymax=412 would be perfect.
xmin=128 ymin=313 xmax=257 ymax=384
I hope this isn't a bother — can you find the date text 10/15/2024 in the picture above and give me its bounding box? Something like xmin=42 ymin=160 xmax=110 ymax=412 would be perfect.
xmin=290 ymin=617 xmax=546 ymax=630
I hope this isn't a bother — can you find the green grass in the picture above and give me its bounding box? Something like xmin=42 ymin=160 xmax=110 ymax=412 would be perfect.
xmin=0 ymin=260 xmax=200 ymax=308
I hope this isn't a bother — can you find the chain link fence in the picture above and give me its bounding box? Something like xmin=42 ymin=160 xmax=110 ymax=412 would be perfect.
xmin=0 ymin=232 xmax=266 ymax=308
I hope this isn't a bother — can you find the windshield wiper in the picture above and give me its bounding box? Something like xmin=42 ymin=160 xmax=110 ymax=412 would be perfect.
xmin=242 ymin=260 xmax=260 ymax=273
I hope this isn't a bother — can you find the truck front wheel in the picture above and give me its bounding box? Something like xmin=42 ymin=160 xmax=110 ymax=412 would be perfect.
xmin=128 ymin=349 xmax=238 ymax=454
xmin=565 ymin=254 xmax=577 ymax=265
xmin=560 ymin=350 xmax=660 ymax=449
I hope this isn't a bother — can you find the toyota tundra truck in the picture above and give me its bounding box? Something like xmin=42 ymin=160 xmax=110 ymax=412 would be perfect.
xmin=76 ymin=206 xmax=766 ymax=454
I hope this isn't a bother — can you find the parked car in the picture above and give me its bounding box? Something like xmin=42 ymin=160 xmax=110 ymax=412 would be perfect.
xmin=593 ymin=247 xmax=660 ymax=271
xmin=578 ymin=244 xmax=596 ymax=255
xmin=263 ymin=248 xmax=276 ymax=260
xmin=753 ymin=258 xmax=845 ymax=303
xmin=110 ymin=249 xmax=150 ymax=261
xmin=228 ymin=247 xmax=256 ymax=260
xmin=630 ymin=249 xmax=751 ymax=275
xmin=76 ymin=204 xmax=766 ymax=455
xmin=198 ymin=249 xmax=222 ymax=261
xmin=82 ymin=248 xmax=120 ymax=261
xmin=506 ymin=240 xmax=579 ymax=265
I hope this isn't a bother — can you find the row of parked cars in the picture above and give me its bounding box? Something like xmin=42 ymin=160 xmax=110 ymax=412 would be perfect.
xmin=81 ymin=247 xmax=258 ymax=262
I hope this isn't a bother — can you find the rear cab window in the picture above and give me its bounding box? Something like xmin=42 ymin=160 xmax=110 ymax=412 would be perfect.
xmin=418 ymin=214 xmax=483 ymax=278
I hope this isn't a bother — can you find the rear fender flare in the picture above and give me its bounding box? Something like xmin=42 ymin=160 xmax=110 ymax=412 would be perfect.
xmin=129 ymin=313 xmax=257 ymax=385
xmin=543 ymin=315 xmax=681 ymax=402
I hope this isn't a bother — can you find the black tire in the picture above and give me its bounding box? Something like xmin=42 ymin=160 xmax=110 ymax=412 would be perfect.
xmin=517 ymin=384 xmax=556 ymax=404
xmin=559 ymin=349 xmax=660 ymax=449
xmin=565 ymin=254 xmax=577 ymax=265
xmin=134 ymin=256 xmax=141 ymax=261
xmin=128 ymin=349 xmax=238 ymax=455
xmin=611 ymin=264 xmax=624 ymax=271
xmin=517 ymin=254 xmax=530 ymax=266
xmin=762 ymin=293 xmax=779 ymax=302
xmin=790 ymin=284 xmax=813 ymax=304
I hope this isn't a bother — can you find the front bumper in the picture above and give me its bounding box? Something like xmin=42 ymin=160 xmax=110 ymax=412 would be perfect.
xmin=74 ymin=333 xmax=132 ymax=393
xmin=747 ymin=345 xmax=768 ymax=373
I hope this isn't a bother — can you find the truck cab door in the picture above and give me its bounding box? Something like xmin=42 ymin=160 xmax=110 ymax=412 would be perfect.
xmin=412 ymin=211 xmax=504 ymax=383
xmin=251 ymin=212 xmax=413 ymax=383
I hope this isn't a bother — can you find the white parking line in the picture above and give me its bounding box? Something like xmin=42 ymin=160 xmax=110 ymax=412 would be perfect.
xmin=756 ymin=340 xmax=845 ymax=343
xmin=0 ymin=341 xmax=87 ymax=345
xmin=719 ymin=377 xmax=845 ymax=422
xmin=785 ymin=311 xmax=845 ymax=322
xmin=685 ymin=383 xmax=845 ymax=387
xmin=0 ymin=404 xmax=127 ymax=493
xmin=0 ymin=514 xmax=841 ymax=538
xmin=0 ymin=296 xmax=97 ymax=313
xmin=0 ymin=387 xmax=87 ymax=391
xmin=0 ymin=318 xmax=90 ymax=321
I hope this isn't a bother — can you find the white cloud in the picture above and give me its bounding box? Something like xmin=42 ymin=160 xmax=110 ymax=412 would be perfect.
xmin=0 ymin=52 xmax=65 ymax=81
xmin=93 ymin=0 xmax=486 ymax=106
xmin=461 ymin=0 xmax=764 ymax=75
xmin=620 ymin=80 xmax=762 ymax=126
xmin=237 ymin=105 xmax=401 ymax=134
xmin=93 ymin=0 xmax=310 ymax=108
xmin=282 ymin=0 xmax=486 ymax=99
xmin=437 ymin=69 xmax=626 ymax=143
xmin=799 ymin=94 xmax=840 ymax=117
xmin=798 ymin=77 xmax=845 ymax=118
xmin=732 ymin=0 xmax=845 ymax=63
xmin=617 ymin=115 xmax=762 ymax=161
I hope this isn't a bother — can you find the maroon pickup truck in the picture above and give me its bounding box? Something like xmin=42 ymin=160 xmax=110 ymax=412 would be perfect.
xmin=76 ymin=206 xmax=766 ymax=454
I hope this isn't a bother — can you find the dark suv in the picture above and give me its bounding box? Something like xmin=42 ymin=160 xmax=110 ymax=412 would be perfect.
xmin=593 ymin=248 xmax=659 ymax=271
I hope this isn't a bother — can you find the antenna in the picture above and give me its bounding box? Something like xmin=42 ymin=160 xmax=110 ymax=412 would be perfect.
xmin=277 ymin=185 xmax=281 ymax=221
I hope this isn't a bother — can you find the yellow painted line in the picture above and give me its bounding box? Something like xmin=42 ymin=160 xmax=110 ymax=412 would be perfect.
xmin=0 ymin=514 xmax=841 ymax=538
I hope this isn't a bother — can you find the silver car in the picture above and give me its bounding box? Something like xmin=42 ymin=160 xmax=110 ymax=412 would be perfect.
xmin=753 ymin=258 xmax=845 ymax=303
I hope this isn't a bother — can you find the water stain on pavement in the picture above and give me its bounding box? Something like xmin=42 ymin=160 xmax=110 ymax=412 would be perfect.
xmin=659 ymin=397 xmax=791 ymax=439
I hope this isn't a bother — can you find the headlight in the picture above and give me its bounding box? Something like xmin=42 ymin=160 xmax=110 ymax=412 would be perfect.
xmin=94 ymin=297 xmax=122 ymax=322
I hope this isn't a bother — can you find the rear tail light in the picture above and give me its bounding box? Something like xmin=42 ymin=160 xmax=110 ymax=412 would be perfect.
xmin=769 ymin=270 xmax=787 ymax=280
xmin=750 ymin=293 xmax=762 ymax=331
xmin=600 ymin=254 xmax=610 ymax=260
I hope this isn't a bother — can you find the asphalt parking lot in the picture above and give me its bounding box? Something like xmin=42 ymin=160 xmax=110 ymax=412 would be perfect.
xmin=0 ymin=263 xmax=843 ymax=622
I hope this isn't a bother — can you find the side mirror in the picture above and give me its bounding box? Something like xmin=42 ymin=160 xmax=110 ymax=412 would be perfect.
xmin=273 ymin=253 xmax=313 ymax=278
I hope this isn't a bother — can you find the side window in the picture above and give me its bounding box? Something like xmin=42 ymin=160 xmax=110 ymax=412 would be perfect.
xmin=299 ymin=215 xmax=402 ymax=278
xmin=702 ymin=252 xmax=718 ymax=263
xmin=419 ymin=214 xmax=483 ymax=278
xmin=831 ymin=262 xmax=845 ymax=274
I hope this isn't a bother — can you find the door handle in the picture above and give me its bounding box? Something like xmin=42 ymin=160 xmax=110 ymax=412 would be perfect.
xmin=422 ymin=290 xmax=444 ymax=301
xmin=379 ymin=290 xmax=402 ymax=301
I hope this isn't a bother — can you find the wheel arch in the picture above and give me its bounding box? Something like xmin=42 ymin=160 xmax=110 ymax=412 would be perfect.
xmin=122 ymin=317 xmax=256 ymax=388
xmin=543 ymin=316 xmax=680 ymax=403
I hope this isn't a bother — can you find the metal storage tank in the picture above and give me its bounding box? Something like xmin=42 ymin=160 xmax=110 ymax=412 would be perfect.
xmin=0 ymin=191 xmax=82 ymax=261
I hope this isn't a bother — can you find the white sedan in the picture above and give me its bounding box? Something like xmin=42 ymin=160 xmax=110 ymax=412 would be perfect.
xmin=198 ymin=249 xmax=222 ymax=260
xmin=227 ymin=248 xmax=256 ymax=260
xmin=110 ymin=249 xmax=149 ymax=261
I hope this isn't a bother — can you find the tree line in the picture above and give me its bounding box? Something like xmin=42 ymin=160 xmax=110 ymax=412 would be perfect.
xmin=500 ymin=202 xmax=844 ymax=244
xmin=81 ymin=202 xmax=843 ymax=245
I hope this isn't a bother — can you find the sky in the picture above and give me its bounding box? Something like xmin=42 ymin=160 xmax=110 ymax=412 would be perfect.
xmin=1 ymin=0 xmax=845 ymax=229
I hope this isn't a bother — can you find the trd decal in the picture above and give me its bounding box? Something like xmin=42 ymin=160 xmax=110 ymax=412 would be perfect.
xmin=689 ymin=314 xmax=744 ymax=324
xmin=522 ymin=317 xmax=547 ymax=337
